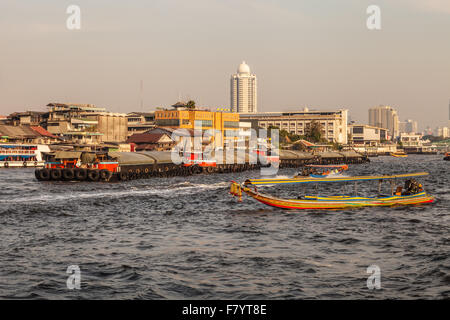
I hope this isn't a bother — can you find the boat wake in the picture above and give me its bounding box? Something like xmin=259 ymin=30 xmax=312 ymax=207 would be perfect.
xmin=0 ymin=181 xmax=231 ymax=204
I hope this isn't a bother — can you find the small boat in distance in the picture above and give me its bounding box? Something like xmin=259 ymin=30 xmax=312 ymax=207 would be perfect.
xmin=391 ymin=151 xmax=408 ymax=158
xmin=443 ymin=152 xmax=450 ymax=161
xmin=295 ymin=164 xmax=348 ymax=178
xmin=230 ymin=172 xmax=434 ymax=210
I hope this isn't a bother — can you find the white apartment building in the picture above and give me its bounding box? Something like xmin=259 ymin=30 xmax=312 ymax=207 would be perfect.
xmin=348 ymin=124 xmax=388 ymax=145
xmin=230 ymin=61 xmax=257 ymax=113
xmin=240 ymin=108 xmax=348 ymax=144
xmin=368 ymin=105 xmax=399 ymax=139
xmin=400 ymin=133 xmax=424 ymax=147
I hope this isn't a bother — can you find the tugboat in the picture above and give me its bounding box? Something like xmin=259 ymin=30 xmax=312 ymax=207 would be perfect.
xmin=35 ymin=151 xmax=119 ymax=181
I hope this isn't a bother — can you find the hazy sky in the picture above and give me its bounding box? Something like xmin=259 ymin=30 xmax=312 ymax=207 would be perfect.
xmin=1 ymin=0 xmax=449 ymax=130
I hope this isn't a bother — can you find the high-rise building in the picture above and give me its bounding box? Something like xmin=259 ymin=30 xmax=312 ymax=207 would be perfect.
xmin=368 ymin=105 xmax=399 ymax=139
xmin=436 ymin=126 xmax=449 ymax=138
xmin=230 ymin=61 xmax=257 ymax=113
xmin=399 ymin=119 xmax=418 ymax=134
xmin=448 ymin=99 xmax=450 ymax=128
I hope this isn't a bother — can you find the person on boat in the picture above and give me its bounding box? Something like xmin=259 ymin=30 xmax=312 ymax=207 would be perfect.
xmin=402 ymin=179 xmax=423 ymax=195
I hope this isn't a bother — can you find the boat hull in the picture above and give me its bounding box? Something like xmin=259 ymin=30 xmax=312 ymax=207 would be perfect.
xmin=240 ymin=187 xmax=435 ymax=210
xmin=390 ymin=153 xmax=408 ymax=158
xmin=0 ymin=160 xmax=45 ymax=168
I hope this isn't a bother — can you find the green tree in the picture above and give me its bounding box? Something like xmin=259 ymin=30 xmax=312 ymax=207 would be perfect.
xmin=185 ymin=100 xmax=196 ymax=109
xmin=266 ymin=125 xmax=278 ymax=138
xmin=304 ymin=120 xmax=324 ymax=143
xmin=331 ymin=142 xmax=343 ymax=151
xmin=265 ymin=125 xmax=305 ymax=147
xmin=423 ymin=135 xmax=445 ymax=142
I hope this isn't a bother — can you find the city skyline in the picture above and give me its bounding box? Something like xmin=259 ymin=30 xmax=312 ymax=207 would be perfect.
xmin=1 ymin=0 xmax=449 ymax=130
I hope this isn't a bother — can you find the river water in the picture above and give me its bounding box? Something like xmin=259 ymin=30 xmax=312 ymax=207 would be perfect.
xmin=0 ymin=155 xmax=448 ymax=299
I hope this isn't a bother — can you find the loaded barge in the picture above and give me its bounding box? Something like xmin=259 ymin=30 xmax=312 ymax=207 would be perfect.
xmin=34 ymin=149 xmax=369 ymax=182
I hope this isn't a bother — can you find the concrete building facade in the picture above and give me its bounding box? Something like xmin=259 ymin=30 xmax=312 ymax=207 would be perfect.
xmin=7 ymin=111 xmax=47 ymax=127
xmin=127 ymin=112 xmax=156 ymax=137
xmin=400 ymin=133 xmax=424 ymax=147
xmin=240 ymin=108 xmax=349 ymax=144
xmin=348 ymin=124 xmax=388 ymax=145
xmin=95 ymin=113 xmax=128 ymax=143
xmin=45 ymin=103 xmax=128 ymax=144
xmin=154 ymin=107 xmax=240 ymax=148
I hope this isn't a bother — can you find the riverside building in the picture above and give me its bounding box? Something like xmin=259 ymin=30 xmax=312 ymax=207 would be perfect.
xmin=239 ymin=108 xmax=348 ymax=144
xmin=45 ymin=103 xmax=128 ymax=144
xmin=348 ymin=124 xmax=388 ymax=145
xmin=154 ymin=107 xmax=240 ymax=148
xmin=126 ymin=112 xmax=156 ymax=137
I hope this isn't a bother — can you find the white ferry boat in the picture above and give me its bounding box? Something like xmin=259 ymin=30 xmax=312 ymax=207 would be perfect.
xmin=0 ymin=144 xmax=51 ymax=168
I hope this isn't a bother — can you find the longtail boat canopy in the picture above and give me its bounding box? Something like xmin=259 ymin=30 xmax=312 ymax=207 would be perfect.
xmin=305 ymin=164 xmax=349 ymax=168
xmin=244 ymin=172 xmax=430 ymax=186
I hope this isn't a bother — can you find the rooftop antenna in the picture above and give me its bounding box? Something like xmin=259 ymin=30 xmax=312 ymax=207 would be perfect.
xmin=140 ymin=80 xmax=144 ymax=111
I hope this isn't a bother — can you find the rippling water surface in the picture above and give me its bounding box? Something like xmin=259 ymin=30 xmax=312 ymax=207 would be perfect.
xmin=0 ymin=155 xmax=449 ymax=299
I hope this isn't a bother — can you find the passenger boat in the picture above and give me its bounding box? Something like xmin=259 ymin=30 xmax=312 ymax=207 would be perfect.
xmin=390 ymin=151 xmax=408 ymax=158
xmin=0 ymin=144 xmax=50 ymax=168
xmin=230 ymin=172 xmax=434 ymax=210
xmin=443 ymin=152 xmax=450 ymax=161
xmin=295 ymin=164 xmax=348 ymax=178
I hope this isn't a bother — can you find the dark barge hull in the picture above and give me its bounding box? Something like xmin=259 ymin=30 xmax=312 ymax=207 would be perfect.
xmin=35 ymin=150 xmax=370 ymax=182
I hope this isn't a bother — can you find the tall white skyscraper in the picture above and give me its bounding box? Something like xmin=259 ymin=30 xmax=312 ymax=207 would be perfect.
xmin=230 ymin=61 xmax=257 ymax=113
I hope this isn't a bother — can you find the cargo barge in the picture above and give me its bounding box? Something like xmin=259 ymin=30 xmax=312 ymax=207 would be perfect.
xmin=34 ymin=149 xmax=369 ymax=182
